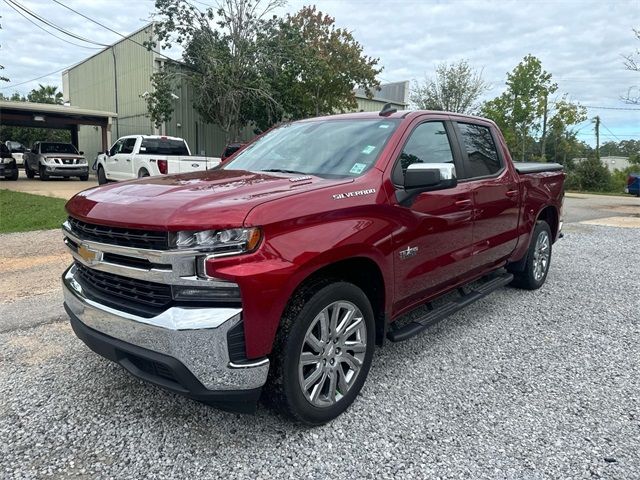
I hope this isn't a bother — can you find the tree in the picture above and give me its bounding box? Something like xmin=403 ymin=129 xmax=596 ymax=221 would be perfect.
xmin=622 ymin=27 xmax=639 ymax=104
xmin=481 ymin=55 xmax=585 ymax=163
xmin=260 ymin=6 xmax=380 ymax=125
xmin=148 ymin=0 xmax=283 ymax=141
xmin=26 ymin=84 xmax=64 ymax=104
xmin=410 ymin=60 xmax=487 ymax=114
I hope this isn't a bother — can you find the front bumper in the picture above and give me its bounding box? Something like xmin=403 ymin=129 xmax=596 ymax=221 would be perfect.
xmin=62 ymin=265 xmax=270 ymax=412
xmin=43 ymin=165 xmax=88 ymax=176
xmin=0 ymin=162 xmax=18 ymax=177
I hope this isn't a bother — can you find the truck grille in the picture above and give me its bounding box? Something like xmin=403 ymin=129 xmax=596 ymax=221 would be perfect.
xmin=74 ymin=263 xmax=173 ymax=317
xmin=67 ymin=217 xmax=169 ymax=250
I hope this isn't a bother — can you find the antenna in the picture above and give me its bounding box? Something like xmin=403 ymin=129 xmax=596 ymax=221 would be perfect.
xmin=379 ymin=103 xmax=397 ymax=117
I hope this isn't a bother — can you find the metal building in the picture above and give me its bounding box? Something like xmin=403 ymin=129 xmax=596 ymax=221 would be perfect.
xmin=63 ymin=24 xmax=409 ymax=162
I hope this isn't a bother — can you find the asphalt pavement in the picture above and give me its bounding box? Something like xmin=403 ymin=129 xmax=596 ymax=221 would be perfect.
xmin=1 ymin=193 xmax=639 ymax=479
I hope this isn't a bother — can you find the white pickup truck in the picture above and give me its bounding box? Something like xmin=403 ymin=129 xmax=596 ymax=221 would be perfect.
xmin=95 ymin=135 xmax=220 ymax=184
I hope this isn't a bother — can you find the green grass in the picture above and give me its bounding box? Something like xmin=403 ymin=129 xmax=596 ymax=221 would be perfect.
xmin=566 ymin=190 xmax=632 ymax=198
xmin=0 ymin=189 xmax=67 ymax=233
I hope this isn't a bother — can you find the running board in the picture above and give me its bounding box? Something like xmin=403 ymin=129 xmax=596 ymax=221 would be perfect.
xmin=387 ymin=271 xmax=514 ymax=343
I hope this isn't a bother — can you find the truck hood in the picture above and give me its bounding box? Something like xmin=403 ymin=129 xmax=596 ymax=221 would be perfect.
xmin=66 ymin=169 xmax=352 ymax=230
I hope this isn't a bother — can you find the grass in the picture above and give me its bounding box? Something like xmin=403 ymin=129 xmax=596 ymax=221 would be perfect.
xmin=566 ymin=190 xmax=632 ymax=198
xmin=0 ymin=189 xmax=67 ymax=233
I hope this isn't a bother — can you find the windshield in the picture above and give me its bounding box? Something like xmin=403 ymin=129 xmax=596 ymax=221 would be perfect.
xmin=41 ymin=143 xmax=78 ymax=154
xmin=223 ymin=119 xmax=401 ymax=178
xmin=6 ymin=141 xmax=25 ymax=152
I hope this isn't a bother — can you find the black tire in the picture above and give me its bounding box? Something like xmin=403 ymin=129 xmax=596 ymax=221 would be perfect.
xmin=138 ymin=168 xmax=149 ymax=178
xmin=79 ymin=174 xmax=89 ymax=181
xmin=25 ymin=161 xmax=35 ymax=179
xmin=97 ymin=166 xmax=107 ymax=185
xmin=264 ymin=281 xmax=375 ymax=425
xmin=510 ymin=220 xmax=552 ymax=290
xmin=39 ymin=165 xmax=49 ymax=181
xmin=7 ymin=169 xmax=18 ymax=181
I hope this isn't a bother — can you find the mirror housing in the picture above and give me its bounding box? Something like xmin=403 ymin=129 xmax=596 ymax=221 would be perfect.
xmin=79 ymin=151 xmax=84 ymax=155
xmin=398 ymin=163 xmax=457 ymax=206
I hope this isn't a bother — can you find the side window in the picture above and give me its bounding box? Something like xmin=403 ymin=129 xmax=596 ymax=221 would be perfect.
xmin=109 ymin=140 xmax=123 ymax=156
xmin=121 ymin=138 xmax=136 ymax=154
xmin=457 ymin=123 xmax=502 ymax=178
xmin=392 ymin=121 xmax=454 ymax=184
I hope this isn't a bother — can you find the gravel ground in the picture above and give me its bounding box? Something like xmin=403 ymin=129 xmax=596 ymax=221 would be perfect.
xmin=1 ymin=223 xmax=639 ymax=479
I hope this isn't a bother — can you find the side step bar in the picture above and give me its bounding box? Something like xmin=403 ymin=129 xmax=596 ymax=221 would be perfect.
xmin=387 ymin=271 xmax=514 ymax=342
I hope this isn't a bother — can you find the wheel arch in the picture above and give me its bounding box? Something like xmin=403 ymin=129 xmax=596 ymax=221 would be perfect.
xmin=537 ymin=204 xmax=559 ymax=242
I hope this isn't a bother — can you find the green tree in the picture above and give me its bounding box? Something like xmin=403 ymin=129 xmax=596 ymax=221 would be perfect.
xmin=26 ymin=84 xmax=64 ymax=104
xmin=148 ymin=0 xmax=283 ymax=141
xmin=411 ymin=59 xmax=488 ymax=114
xmin=261 ymin=6 xmax=380 ymax=124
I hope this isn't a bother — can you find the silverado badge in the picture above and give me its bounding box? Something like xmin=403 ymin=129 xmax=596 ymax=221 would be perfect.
xmin=77 ymin=244 xmax=102 ymax=266
xmin=399 ymin=246 xmax=419 ymax=260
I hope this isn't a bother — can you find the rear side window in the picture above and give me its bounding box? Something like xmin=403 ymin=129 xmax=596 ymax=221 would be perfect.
xmin=392 ymin=121 xmax=454 ymax=184
xmin=140 ymin=138 xmax=189 ymax=155
xmin=457 ymin=123 xmax=502 ymax=178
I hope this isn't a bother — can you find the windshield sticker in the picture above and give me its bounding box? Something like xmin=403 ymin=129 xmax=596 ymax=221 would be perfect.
xmin=332 ymin=188 xmax=376 ymax=200
xmin=378 ymin=124 xmax=390 ymax=129
xmin=361 ymin=145 xmax=376 ymax=155
xmin=349 ymin=163 xmax=367 ymax=174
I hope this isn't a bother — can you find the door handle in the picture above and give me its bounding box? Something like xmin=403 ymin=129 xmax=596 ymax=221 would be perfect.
xmin=455 ymin=199 xmax=472 ymax=208
xmin=125 ymin=158 xmax=131 ymax=162
xmin=506 ymin=190 xmax=518 ymax=197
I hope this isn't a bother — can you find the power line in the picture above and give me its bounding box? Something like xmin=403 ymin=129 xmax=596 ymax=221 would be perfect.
xmin=51 ymin=0 xmax=175 ymax=61
xmin=2 ymin=0 xmax=102 ymax=50
xmin=582 ymin=104 xmax=640 ymax=111
xmin=0 ymin=66 xmax=69 ymax=90
xmin=6 ymin=0 xmax=109 ymax=47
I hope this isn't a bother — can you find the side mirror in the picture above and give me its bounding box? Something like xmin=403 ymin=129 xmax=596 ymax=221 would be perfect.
xmin=104 ymin=149 xmax=110 ymax=156
xmin=398 ymin=163 xmax=457 ymax=206
xmin=79 ymin=151 xmax=84 ymax=155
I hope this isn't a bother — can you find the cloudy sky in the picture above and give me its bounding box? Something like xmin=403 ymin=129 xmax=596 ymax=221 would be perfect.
xmin=1 ymin=0 xmax=639 ymax=145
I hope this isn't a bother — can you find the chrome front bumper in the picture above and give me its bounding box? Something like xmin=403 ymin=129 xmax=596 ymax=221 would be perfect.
xmin=62 ymin=265 xmax=269 ymax=391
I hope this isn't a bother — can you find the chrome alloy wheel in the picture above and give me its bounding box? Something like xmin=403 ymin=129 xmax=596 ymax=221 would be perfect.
xmin=298 ymin=301 xmax=368 ymax=408
xmin=532 ymin=230 xmax=551 ymax=281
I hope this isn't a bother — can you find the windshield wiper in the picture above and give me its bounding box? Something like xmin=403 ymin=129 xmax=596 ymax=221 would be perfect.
xmin=260 ymin=168 xmax=308 ymax=175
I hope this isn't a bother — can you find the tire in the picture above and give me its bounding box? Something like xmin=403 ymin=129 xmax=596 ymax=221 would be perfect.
xmin=264 ymin=281 xmax=375 ymax=425
xmin=39 ymin=165 xmax=49 ymax=181
xmin=25 ymin=161 xmax=35 ymax=179
xmin=79 ymin=174 xmax=89 ymax=181
xmin=97 ymin=166 xmax=107 ymax=185
xmin=510 ymin=220 xmax=552 ymax=290
xmin=8 ymin=169 xmax=18 ymax=181
xmin=138 ymin=168 xmax=149 ymax=178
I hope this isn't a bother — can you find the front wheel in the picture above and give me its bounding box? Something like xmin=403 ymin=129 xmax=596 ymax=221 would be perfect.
xmin=25 ymin=161 xmax=35 ymax=179
xmin=265 ymin=281 xmax=375 ymax=425
xmin=510 ymin=220 xmax=552 ymax=290
xmin=39 ymin=165 xmax=49 ymax=181
xmin=97 ymin=166 xmax=107 ymax=185
xmin=79 ymin=174 xmax=89 ymax=181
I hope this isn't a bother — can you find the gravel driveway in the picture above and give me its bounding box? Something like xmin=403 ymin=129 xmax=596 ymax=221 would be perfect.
xmin=1 ymin=223 xmax=639 ymax=479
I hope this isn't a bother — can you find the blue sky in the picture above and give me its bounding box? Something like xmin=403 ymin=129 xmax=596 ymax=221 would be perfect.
xmin=1 ymin=0 xmax=639 ymax=146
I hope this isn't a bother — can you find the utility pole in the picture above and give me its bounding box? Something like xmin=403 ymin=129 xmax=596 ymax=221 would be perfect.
xmin=540 ymin=93 xmax=548 ymax=161
xmin=594 ymin=115 xmax=600 ymax=161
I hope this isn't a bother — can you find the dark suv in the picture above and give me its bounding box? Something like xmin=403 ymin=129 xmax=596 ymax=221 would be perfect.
xmin=0 ymin=143 xmax=19 ymax=181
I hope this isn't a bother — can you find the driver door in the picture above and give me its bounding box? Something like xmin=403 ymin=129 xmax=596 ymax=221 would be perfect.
xmin=390 ymin=119 xmax=475 ymax=313
xmin=105 ymin=139 xmax=124 ymax=180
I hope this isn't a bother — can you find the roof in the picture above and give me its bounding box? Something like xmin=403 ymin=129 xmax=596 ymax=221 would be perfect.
xmin=0 ymin=100 xmax=116 ymax=118
xmin=301 ymin=109 xmax=493 ymax=123
xmin=355 ymin=81 xmax=410 ymax=106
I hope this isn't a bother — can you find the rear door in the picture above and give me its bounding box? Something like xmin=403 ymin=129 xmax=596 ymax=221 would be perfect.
xmin=390 ymin=118 xmax=475 ymax=311
xmin=453 ymin=121 xmax=520 ymax=270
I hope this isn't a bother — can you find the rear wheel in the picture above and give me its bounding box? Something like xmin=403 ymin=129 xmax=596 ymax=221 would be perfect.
xmin=265 ymin=281 xmax=375 ymax=425
xmin=138 ymin=168 xmax=149 ymax=178
xmin=39 ymin=165 xmax=49 ymax=181
xmin=510 ymin=220 xmax=552 ymax=290
xmin=25 ymin=161 xmax=34 ymax=179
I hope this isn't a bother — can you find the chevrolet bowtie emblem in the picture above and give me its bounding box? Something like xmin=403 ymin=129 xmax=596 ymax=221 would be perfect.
xmin=77 ymin=244 xmax=102 ymax=265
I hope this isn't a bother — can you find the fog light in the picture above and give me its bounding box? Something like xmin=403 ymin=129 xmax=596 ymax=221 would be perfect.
xmin=172 ymin=284 xmax=241 ymax=303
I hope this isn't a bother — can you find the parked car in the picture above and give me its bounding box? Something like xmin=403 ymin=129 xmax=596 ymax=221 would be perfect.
xmin=5 ymin=140 xmax=27 ymax=166
xmin=24 ymin=142 xmax=89 ymax=181
xmin=625 ymin=173 xmax=639 ymax=197
xmin=95 ymin=135 xmax=220 ymax=184
xmin=0 ymin=143 xmax=19 ymax=180
xmin=62 ymin=109 xmax=565 ymax=424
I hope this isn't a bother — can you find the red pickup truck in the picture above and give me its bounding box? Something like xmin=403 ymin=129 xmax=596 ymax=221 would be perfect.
xmin=62 ymin=109 xmax=564 ymax=424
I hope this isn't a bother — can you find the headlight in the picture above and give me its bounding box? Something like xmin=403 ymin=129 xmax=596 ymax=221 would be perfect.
xmin=170 ymin=227 xmax=262 ymax=255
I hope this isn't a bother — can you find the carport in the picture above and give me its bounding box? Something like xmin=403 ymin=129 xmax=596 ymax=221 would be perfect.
xmin=0 ymin=100 xmax=116 ymax=151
